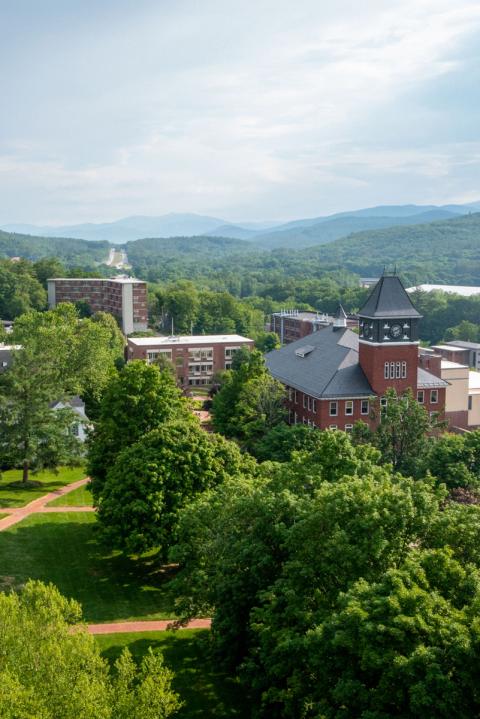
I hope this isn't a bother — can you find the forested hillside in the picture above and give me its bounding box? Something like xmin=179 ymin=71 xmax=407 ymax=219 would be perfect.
xmin=0 ymin=230 xmax=109 ymax=266
xmin=255 ymin=209 xmax=458 ymax=249
xmin=311 ymin=212 xmax=480 ymax=285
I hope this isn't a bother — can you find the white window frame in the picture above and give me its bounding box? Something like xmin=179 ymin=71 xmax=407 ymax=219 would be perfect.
xmin=380 ymin=397 xmax=387 ymax=409
xmin=345 ymin=424 xmax=353 ymax=432
xmin=303 ymin=394 xmax=307 ymax=409
xmin=395 ymin=361 xmax=401 ymax=379
xmin=401 ymin=361 xmax=407 ymax=379
xmin=312 ymin=399 xmax=317 ymax=413
xmin=345 ymin=400 xmax=353 ymax=416
xmin=469 ymin=395 xmax=473 ymax=411
xmin=430 ymin=389 xmax=438 ymax=404
xmin=384 ymin=362 xmax=389 ymax=379
xmin=329 ymin=401 xmax=338 ymax=417
xmin=329 ymin=424 xmax=337 ymax=430
xmin=417 ymin=390 xmax=424 ymax=404
xmin=361 ymin=399 xmax=369 ymax=415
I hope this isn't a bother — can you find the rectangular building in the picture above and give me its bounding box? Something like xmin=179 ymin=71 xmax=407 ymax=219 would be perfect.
xmin=127 ymin=334 xmax=254 ymax=390
xmin=47 ymin=277 xmax=148 ymax=335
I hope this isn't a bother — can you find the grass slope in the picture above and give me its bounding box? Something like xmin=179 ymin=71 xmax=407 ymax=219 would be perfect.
xmin=97 ymin=629 xmax=247 ymax=718
xmin=0 ymin=466 xmax=86 ymax=508
xmin=0 ymin=513 xmax=176 ymax=622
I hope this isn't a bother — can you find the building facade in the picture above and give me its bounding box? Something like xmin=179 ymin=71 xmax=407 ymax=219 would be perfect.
xmin=271 ymin=309 xmax=357 ymax=345
xmin=432 ymin=341 xmax=480 ymax=371
xmin=127 ymin=334 xmax=254 ymax=390
xmin=47 ymin=277 xmax=148 ymax=335
xmin=266 ymin=275 xmax=448 ymax=432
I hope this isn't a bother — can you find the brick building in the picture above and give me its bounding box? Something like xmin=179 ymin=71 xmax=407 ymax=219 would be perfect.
xmin=47 ymin=277 xmax=148 ymax=335
xmin=271 ymin=309 xmax=357 ymax=344
xmin=266 ymin=275 xmax=448 ymax=431
xmin=127 ymin=334 xmax=254 ymax=390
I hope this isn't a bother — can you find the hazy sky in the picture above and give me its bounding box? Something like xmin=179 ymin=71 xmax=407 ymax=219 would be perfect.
xmin=1 ymin=0 xmax=480 ymax=224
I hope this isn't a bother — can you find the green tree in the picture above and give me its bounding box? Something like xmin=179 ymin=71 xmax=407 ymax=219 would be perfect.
xmin=212 ymin=350 xmax=285 ymax=447
xmin=426 ymin=432 xmax=479 ymax=490
xmin=253 ymin=423 xmax=326 ymax=462
xmin=97 ymin=420 xmax=251 ymax=555
xmin=0 ymin=580 xmax=180 ymax=719
xmin=87 ymin=361 xmax=190 ymax=498
xmin=371 ymin=388 xmax=445 ymax=475
xmin=0 ymin=260 xmax=46 ymax=320
xmin=309 ymin=549 xmax=480 ymax=719
xmin=254 ymin=331 xmax=280 ymax=353
xmin=0 ymin=344 xmax=82 ymax=483
xmin=32 ymin=256 xmax=66 ymax=288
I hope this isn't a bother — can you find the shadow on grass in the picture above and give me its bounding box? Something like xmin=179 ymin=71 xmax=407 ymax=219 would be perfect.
xmin=0 ymin=515 xmax=177 ymax=622
xmin=100 ymin=630 xmax=248 ymax=718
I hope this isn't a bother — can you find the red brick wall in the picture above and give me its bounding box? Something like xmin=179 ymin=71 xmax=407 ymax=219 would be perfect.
xmin=359 ymin=342 xmax=419 ymax=395
xmin=127 ymin=338 xmax=254 ymax=389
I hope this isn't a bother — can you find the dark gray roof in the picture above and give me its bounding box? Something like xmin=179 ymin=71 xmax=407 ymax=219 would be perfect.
xmin=265 ymin=326 xmax=373 ymax=398
xmin=445 ymin=340 xmax=480 ymax=351
xmin=417 ymin=367 xmax=449 ymax=389
xmin=359 ymin=275 xmax=422 ymax=319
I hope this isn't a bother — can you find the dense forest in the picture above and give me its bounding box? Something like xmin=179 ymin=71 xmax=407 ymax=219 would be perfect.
xmin=0 ymin=230 xmax=109 ymax=267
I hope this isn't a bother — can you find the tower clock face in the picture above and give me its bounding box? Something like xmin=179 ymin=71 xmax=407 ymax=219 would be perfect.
xmin=390 ymin=323 xmax=402 ymax=339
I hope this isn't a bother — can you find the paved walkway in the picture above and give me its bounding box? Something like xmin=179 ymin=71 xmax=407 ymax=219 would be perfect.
xmin=0 ymin=476 xmax=211 ymax=635
xmin=87 ymin=618 xmax=212 ymax=634
xmin=0 ymin=477 xmax=92 ymax=531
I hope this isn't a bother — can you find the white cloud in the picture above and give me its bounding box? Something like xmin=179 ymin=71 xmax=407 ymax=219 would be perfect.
xmin=1 ymin=0 xmax=479 ymax=223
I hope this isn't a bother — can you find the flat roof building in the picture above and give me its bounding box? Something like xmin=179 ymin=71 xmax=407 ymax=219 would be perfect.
xmin=47 ymin=277 xmax=148 ymax=335
xmin=127 ymin=334 xmax=254 ymax=391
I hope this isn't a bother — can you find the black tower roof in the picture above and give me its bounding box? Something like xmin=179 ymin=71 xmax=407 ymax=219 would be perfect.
xmin=359 ymin=274 xmax=422 ymax=319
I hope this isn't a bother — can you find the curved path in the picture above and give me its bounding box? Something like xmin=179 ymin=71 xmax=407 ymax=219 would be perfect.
xmin=0 ymin=477 xmax=93 ymax=531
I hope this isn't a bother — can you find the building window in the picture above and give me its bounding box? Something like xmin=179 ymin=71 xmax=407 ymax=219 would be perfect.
xmin=345 ymin=400 xmax=353 ymax=415
xmin=288 ymin=387 xmax=293 ymax=401
xmin=401 ymin=361 xmax=407 ymax=378
xmin=430 ymin=389 xmax=438 ymax=404
xmin=225 ymin=347 xmax=240 ymax=358
xmin=390 ymin=362 xmax=395 ymax=379
xmin=71 ymin=422 xmax=80 ymax=437
xmin=417 ymin=390 xmax=424 ymax=404
xmin=302 ymin=417 xmax=307 ymax=424
xmin=294 ymin=412 xmax=298 ymax=425
xmin=294 ymin=390 xmax=298 ymax=404
xmin=384 ymin=362 xmax=389 ymax=379
xmin=345 ymin=424 xmax=353 ymax=432
xmin=303 ymin=394 xmax=307 ymax=409
xmin=329 ymin=401 xmax=338 ymax=417
xmin=395 ymin=361 xmax=401 ymax=379
xmin=307 ymin=396 xmax=312 ymax=411
xmin=225 ymin=362 xmax=232 ymax=370
xmin=312 ymin=399 xmax=317 ymax=413
xmin=361 ymin=399 xmax=369 ymax=415
xmin=329 ymin=424 xmax=337 ymax=430
xmin=468 ymin=395 xmax=473 ymax=411
xmin=380 ymin=397 xmax=387 ymax=409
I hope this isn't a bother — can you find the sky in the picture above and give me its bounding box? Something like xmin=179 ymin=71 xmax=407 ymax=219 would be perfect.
xmin=1 ymin=0 xmax=480 ymax=225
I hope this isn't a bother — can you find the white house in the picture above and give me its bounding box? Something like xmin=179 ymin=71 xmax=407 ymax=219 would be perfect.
xmin=50 ymin=396 xmax=90 ymax=442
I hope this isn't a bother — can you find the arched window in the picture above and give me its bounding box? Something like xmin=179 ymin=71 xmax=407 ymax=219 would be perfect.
xmin=401 ymin=361 xmax=407 ymax=378
xmin=384 ymin=362 xmax=389 ymax=379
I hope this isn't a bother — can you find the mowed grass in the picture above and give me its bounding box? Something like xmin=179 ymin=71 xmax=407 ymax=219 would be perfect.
xmin=47 ymin=482 xmax=93 ymax=507
xmin=97 ymin=629 xmax=248 ymax=719
xmin=0 ymin=512 xmax=177 ymax=622
xmin=0 ymin=466 xmax=86 ymax=508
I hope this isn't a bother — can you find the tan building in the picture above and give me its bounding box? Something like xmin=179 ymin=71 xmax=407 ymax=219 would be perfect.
xmin=440 ymin=360 xmax=469 ymax=429
xmin=47 ymin=277 xmax=148 ymax=335
xmin=127 ymin=334 xmax=254 ymax=390
xmin=468 ymin=371 xmax=480 ymax=429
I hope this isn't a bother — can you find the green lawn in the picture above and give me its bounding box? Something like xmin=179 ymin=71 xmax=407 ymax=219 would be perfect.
xmin=47 ymin=482 xmax=93 ymax=507
xmin=0 ymin=513 xmax=8 ymax=521
xmin=97 ymin=630 xmax=248 ymax=718
xmin=0 ymin=466 xmax=86 ymax=508
xmin=0 ymin=512 xmax=176 ymax=622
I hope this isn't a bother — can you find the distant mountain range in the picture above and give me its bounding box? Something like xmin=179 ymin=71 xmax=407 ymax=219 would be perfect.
xmin=2 ymin=202 xmax=480 ymax=249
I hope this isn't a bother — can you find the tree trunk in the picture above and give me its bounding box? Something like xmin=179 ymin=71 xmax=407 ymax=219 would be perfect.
xmin=22 ymin=460 xmax=29 ymax=484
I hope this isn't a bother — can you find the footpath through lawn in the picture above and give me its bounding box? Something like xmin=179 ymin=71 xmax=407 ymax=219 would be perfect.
xmin=0 ymin=466 xmax=86 ymax=507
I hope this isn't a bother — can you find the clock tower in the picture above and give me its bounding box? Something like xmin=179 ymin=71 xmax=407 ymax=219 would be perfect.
xmin=358 ymin=273 xmax=422 ymax=395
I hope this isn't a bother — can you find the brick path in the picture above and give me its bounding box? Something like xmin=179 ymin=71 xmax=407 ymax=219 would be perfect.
xmin=0 ymin=476 xmax=211 ymax=635
xmin=88 ymin=618 xmax=211 ymax=634
xmin=0 ymin=477 xmax=92 ymax=531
